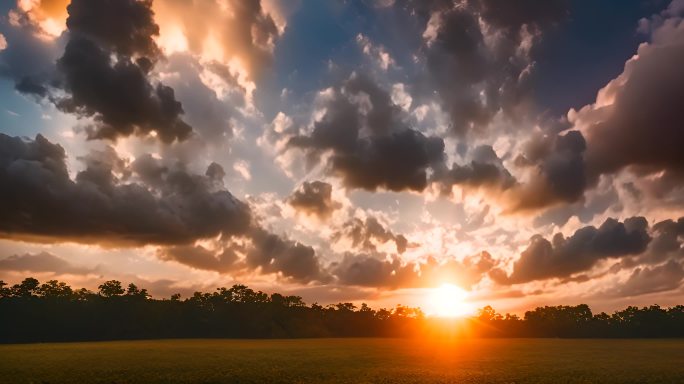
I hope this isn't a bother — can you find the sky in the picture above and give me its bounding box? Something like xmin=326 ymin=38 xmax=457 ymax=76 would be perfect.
xmin=1 ymin=0 xmax=683 ymax=315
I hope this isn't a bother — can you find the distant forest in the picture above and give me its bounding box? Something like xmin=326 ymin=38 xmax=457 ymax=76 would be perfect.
xmin=2 ymin=278 xmax=683 ymax=343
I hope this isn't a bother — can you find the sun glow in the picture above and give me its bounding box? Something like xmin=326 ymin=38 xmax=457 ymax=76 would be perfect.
xmin=427 ymin=283 xmax=474 ymax=318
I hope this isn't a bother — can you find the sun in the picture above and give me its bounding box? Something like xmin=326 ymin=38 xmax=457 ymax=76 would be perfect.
xmin=426 ymin=283 xmax=474 ymax=318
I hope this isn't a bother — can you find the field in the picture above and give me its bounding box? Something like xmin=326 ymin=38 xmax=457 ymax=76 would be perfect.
xmin=1 ymin=338 xmax=684 ymax=383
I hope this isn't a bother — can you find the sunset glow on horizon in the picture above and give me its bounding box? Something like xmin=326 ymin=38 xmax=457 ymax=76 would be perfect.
xmin=426 ymin=283 xmax=475 ymax=318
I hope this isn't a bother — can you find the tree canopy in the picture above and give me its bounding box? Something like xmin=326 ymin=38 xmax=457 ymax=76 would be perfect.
xmin=1 ymin=277 xmax=683 ymax=343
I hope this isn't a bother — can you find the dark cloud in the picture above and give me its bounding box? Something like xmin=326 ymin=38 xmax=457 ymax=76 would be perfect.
xmin=55 ymin=36 xmax=191 ymax=142
xmin=288 ymin=181 xmax=341 ymax=219
xmin=331 ymin=253 xmax=410 ymax=288
xmin=434 ymin=145 xmax=516 ymax=194
xmin=2 ymin=0 xmax=193 ymax=143
xmin=508 ymin=130 xmax=588 ymax=211
xmin=628 ymin=217 xmax=684 ymax=266
xmin=246 ymin=228 xmax=328 ymax=283
xmin=159 ymin=227 xmax=329 ymax=284
xmin=615 ymin=260 xmax=684 ymax=297
xmin=332 ymin=216 xmax=409 ymax=254
xmin=332 ymin=251 xmax=494 ymax=289
xmin=158 ymin=244 xmax=238 ymax=274
xmin=0 ymin=9 xmax=62 ymax=95
xmin=0 ymin=133 xmax=250 ymax=245
xmin=66 ymin=0 xmax=160 ymax=58
xmin=581 ymin=11 xmax=684 ymax=185
xmin=649 ymin=218 xmax=684 ymax=257
xmin=544 ymin=7 xmax=684 ymax=203
xmin=412 ymin=0 xmax=568 ymax=136
xmin=493 ymin=217 xmax=651 ymax=284
xmin=290 ymin=73 xmax=445 ymax=192
xmin=0 ymin=133 xmax=330 ymax=283
xmin=532 ymin=186 xmax=620 ymax=228
xmin=0 ymin=252 xmax=93 ymax=275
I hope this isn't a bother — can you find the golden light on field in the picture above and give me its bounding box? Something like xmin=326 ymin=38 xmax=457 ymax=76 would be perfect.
xmin=426 ymin=283 xmax=475 ymax=318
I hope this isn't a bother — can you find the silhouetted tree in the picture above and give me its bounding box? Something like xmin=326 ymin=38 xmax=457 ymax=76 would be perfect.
xmin=11 ymin=277 xmax=40 ymax=297
xmin=1 ymin=276 xmax=683 ymax=343
xmin=98 ymin=280 xmax=125 ymax=297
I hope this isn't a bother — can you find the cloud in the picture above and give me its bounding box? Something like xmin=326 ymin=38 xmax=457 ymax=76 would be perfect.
xmin=152 ymin=0 xmax=282 ymax=83
xmin=413 ymin=0 xmax=568 ymax=136
xmin=629 ymin=217 xmax=684 ymax=266
xmin=289 ymin=73 xmax=445 ymax=192
xmin=159 ymin=226 xmax=329 ymax=284
xmin=615 ymin=260 xmax=684 ymax=297
xmin=468 ymin=0 xmax=569 ymax=33
xmin=332 ymin=216 xmax=409 ymax=254
xmin=356 ymin=33 xmax=395 ymax=71
xmin=246 ymin=228 xmax=328 ymax=283
xmin=434 ymin=145 xmax=516 ymax=194
xmin=157 ymin=54 xmax=244 ymax=141
xmin=0 ymin=7 xmax=62 ymax=93
xmin=57 ymin=0 xmax=192 ymax=142
xmin=532 ymin=184 xmax=620 ymax=227
xmin=0 ymin=251 xmax=93 ymax=275
xmin=288 ymin=181 xmax=341 ymax=219
xmin=0 ymin=133 xmax=330 ymax=283
xmin=493 ymin=217 xmax=651 ymax=284
xmin=66 ymin=0 xmax=160 ymax=58
xmin=56 ymin=36 xmax=192 ymax=142
xmin=332 ymin=251 xmax=494 ymax=289
xmin=570 ymin=5 xmax=684 ymax=196
xmin=158 ymin=244 xmax=238 ymax=274
xmin=507 ymin=130 xmax=588 ymax=211
xmin=8 ymin=0 xmax=69 ymax=38
xmin=2 ymin=0 xmax=193 ymax=143
xmin=0 ymin=133 xmax=251 ymax=245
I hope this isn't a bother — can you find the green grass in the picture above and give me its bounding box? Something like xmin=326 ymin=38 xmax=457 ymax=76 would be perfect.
xmin=1 ymin=338 xmax=683 ymax=383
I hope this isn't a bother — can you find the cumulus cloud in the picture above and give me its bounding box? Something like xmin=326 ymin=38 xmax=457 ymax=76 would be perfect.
xmin=413 ymin=0 xmax=568 ymax=136
xmin=0 ymin=251 xmax=93 ymax=275
xmin=57 ymin=0 xmax=192 ymax=142
xmin=626 ymin=217 xmax=684 ymax=266
xmin=8 ymin=0 xmax=69 ymax=38
xmin=0 ymin=6 xmax=63 ymax=94
xmin=332 ymin=216 xmax=409 ymax=254
xmin=0 ymin=133 xmax=251 ymax=245
xmin=332 ymin=251 xmax=494 ymax=289
xmin=570 ymin=5 xmax=684 ymax=197
xmin=158 ymin=244 xmax=239 ymax=274
xmin=157 ymin=54 xmax=244 ymax=141
xmin=289 ymin=73 xmax=445 ymax=192
xmin=56 ymin=36 xmax=192 ymax=142
xmin=0 ymin=132 xmax=332 ymax=283
xmin=615 ymin=260 xmax=684 ymax=297
xmin=507 ymin=130 xmax=588 ymax=211
xmin=246 ymin=228 xmax=328 ymax=283
xmin=288 ymin=181 xmax=341 ymax=219
xmin=158 ymin=227 xmax=329 ymax=284
xmin=152 ymin=0 xmax=282 ymax=83
xmin=492 ymin=217 xmax=651 ymax=284
xmin=66 ymin=0 xmax=160 ymax=58
xmin=356 ymin=33 xmax=395 ymax=71
xmin=1 ymin=0 xmax=193 ymax=143
xmin=434 ymin=144 xmax=516 ymax=194
xmin=531 ymin=185 xmax=620 ymax=227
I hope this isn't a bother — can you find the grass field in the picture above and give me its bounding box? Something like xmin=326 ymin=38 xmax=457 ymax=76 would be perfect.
xmin=1 ymin=338 xmax=683 ymax=383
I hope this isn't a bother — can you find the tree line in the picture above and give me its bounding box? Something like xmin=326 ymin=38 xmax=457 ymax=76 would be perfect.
xmin=1 ymin=277 xmax=683 ymax=343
